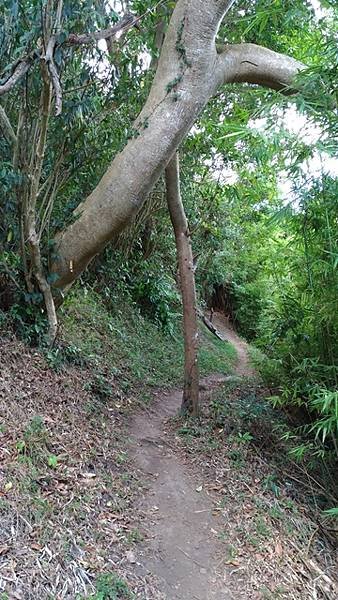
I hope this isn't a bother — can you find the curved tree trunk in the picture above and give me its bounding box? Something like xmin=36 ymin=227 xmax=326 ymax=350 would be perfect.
xmin=165 ymin=153 xmax=199 ymax=416
xmin=50 ymin=0 xmax=304 ymax=291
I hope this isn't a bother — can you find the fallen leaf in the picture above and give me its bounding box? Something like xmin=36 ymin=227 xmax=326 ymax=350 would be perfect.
xmin=30 ymin=543 xmax=42 ymax=551
xmin=0 ymin=545 xmax=9 ymax=556
xmin=125 ymin=550 xmax=136 ymax=564
xmin=275 ymin=541 xmax=283 ymax=556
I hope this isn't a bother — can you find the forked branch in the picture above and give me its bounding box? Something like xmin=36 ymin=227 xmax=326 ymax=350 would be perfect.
xmin=44 ymin=0 xmax=64 ymax=116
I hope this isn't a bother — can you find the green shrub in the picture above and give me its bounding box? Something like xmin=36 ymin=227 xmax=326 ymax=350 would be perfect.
xmin=90 ymin=573 xmax=133 ymax=599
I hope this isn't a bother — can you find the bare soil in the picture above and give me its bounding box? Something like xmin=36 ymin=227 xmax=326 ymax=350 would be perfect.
xmin=209 ymin=313 xmax=255 ymax=378
xmin=130 ymin=380 xmax=234 ymax=600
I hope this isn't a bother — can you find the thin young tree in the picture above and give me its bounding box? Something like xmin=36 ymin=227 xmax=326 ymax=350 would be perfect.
xmin=166 ymin=152 xmax=199 ymax=415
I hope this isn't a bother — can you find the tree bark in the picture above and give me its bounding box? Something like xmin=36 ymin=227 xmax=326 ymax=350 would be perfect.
xmin=49 ymin=0 xmax=304 ymax=291
xmin=25 ymin=66 xmax=58 ymax=346
xmin=166 ymin=152 xmax=199 ymax=416
xmin=215 ymin=43 xmax=304 ymax=92
xmin=21 ymin=5 xmax=60 ymax=346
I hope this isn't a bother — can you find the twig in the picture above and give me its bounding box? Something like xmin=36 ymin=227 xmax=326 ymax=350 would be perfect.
xmin=284 ymin=465 xmax=337 ymax=504
xmin=177 ymin=546 xmax=206 ymax=570
xmin=306 ymin=526 xmax=319 ymax=557
xmin=0 ymin=261 xmax=21 ymax=291
xmin=289 ymin=539 xmax=337 ymax=592
xmin=194 ymin=508 xmax=222 ymax=513
xmin=39 ymin=173 xmax=60 ymax=238
xmin=242 ymin=480 xmax=255 ymax=494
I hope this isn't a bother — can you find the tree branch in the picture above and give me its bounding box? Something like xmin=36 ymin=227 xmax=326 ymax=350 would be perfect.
xmin=67 ymin=12 xmax=138 ymax=45
xmin=0 ymin=104 xmax=17 ymax=146
xmin=44 ymin=0 xmax=63 ymax=116
xmin=0 ymin=12 xmax=140 ymax=98
xmin=0 ymin=55 xmax=36 ymax=97
xmin=216 ymin=43 xmax=305 ymax=92
xmin=25 ymin=67 xmax=58 ymax=346
xmin=50 ymin=0 xmax=307 ymax=290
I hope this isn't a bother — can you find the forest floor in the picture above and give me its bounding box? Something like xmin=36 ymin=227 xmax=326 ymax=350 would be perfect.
xmin=0 ymin=311 xmax=337 ymax=599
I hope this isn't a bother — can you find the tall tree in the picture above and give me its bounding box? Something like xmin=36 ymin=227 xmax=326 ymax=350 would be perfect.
xmin=0 ymin=0 xmax=304 ymax=347
xmin=48 ymin=0 xmax=303 ymax=290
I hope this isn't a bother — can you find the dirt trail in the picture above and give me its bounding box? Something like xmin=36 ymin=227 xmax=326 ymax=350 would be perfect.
xmin=210 ymin=312 xmax=255 ymax=378
xmin=130 ymin=315 xmax=252 ymax=599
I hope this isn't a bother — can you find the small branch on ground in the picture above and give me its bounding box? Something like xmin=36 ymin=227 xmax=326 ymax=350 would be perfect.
xmin=198 ymin=310 xmax=224 ymax=341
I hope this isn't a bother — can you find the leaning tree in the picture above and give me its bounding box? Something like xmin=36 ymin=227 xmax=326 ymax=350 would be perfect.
xmin=51 ymin=0 xmax=303 ymax=288
xmin=1 ymin=0 xmax=306 ymax=412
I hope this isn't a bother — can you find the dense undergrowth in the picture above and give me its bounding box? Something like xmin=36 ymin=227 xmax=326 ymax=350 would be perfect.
xmin=59 ymin=287 xmax=236 ymax=389
xmin=169 ymin=378 xmax=338 ymax=598
xmin=0 ymin=283 xmax=236 ymax=398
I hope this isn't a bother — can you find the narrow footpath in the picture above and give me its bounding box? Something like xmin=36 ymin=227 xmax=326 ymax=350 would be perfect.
xmin=130 ymin=314 xmax=251 ymax=599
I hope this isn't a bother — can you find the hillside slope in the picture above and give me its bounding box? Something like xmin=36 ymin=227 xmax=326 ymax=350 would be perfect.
xmin=0 ymin=291 xmax=236 ymax=599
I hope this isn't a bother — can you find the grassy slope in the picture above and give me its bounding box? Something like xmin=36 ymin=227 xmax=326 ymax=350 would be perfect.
xmin=60 ymin=288 xmax=237 ymax=392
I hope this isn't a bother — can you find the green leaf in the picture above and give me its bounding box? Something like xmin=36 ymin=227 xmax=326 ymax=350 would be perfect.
xmin=48 ymin=454 xmax=58 ymax=469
